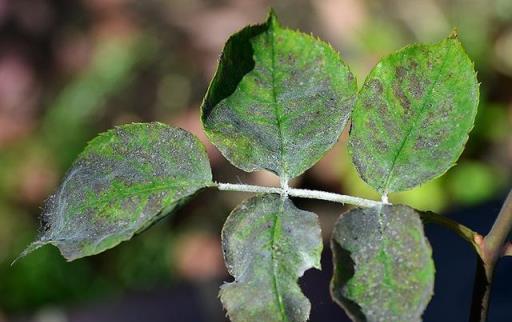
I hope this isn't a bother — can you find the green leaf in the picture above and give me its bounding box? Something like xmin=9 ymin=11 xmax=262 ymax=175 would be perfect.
xmin=349 ymin=34 xmax=479 ymax=194
xmin=220 ymin=194 xmax=322 ymax=322
xmin=331 ymin=205 xmax=435 ymax=322
xmin=202 ymin=11 xmax=357 ymax=180
xmin=18 ymin=122 xmax=212 ymax=261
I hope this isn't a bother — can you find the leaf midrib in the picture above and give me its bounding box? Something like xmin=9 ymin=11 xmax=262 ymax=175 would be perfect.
xmin=69 ymin=180 xmax=208 ymax=214
xmin=376 ymin=206 xmax=396 ymax=292
xmin=270 ymin=199 xmax=288 ymax=322
xmin=382 ymin=43 xmax=454 ymax=193
xmin=269 ymin=22 xmax=288 ymax=181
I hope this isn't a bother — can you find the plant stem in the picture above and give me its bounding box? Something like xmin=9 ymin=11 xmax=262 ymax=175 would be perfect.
xmin=216 ymin=182 xmax=382 ymax=208
xmin=216 ymin=182 xmax=485 ymax=244
xmin=484 ymin=189 xmax=512 ymax=263
xmin=216 ymin=183 xmax=283 ymax=195
xmin=288 ymin=188 xmax=382 ymax=208
xmin=504 ymin=242 xmax=512 ymax=257
xmin=216 ymin=183 xmax=480 ymax=240
xmin=469 ymin=257 xmax=494 ymax=322
xmin=419 ymin=210 xmax=482 ymax=257
xmin=469 ymin=189 xmax=512 ymax=322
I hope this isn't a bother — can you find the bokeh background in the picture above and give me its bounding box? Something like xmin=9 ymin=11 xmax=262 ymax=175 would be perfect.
xmin=0 ymin=0 xmax=511 ymax=321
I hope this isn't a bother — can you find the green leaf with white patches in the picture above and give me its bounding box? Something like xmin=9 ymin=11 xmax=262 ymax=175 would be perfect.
xmin=331 ymin=205 xmax=435 ymax=322
xmin=220 ymin=194 xmax=322 ymax=322
xmin=19 ymin=122 xmax=212 ymax=261
xmin=349 ymin=35 xmax=479 ymax=194
xmin=202 ymin=11 xmax=357 ymax=180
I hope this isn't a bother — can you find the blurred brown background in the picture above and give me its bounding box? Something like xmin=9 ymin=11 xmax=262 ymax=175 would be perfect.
xmin=0 ymin=0 xmax=511 ymax=321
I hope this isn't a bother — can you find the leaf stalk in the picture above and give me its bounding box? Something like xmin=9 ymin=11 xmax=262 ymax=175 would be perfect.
xmin=216 ymin=182 xmax=382 ymax=208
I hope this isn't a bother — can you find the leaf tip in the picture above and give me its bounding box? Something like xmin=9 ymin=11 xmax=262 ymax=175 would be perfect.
xmin=11 ymin=240 xmax=47 ymax=266
xmin=448 ymin=27 xmax=459 ymax=40
xmin=266 ymin=8 xmax=280 ymax=27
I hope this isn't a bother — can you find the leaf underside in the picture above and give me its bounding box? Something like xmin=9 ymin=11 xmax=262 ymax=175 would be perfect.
xmin=220 ymin=194 xmax=322 ymax=322
xmin=349 ymin=35 xmax=479 ymax=194
xmin=331 ymin=205 xmax=435 ymax=322
xmin=202 ymin=11 xmax=357 ymax=180
xmin=19 ymin=122 xmax=212 ymax=261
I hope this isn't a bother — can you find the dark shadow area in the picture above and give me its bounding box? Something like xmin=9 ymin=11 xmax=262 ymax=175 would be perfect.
xmin=307 ymin=193 xmax=512 ymax=322
xmin=423 ymin=193 xmax=512 ymax=322
xmin=10 ymin=193 xmax=507 ymax=322
xmin=12 ymin=282 xmax=221 ymax=322
xmin=201 ymin=21 xmax=267 ymax=120
xmin=324 ymin=241 xmax=366 ymax=321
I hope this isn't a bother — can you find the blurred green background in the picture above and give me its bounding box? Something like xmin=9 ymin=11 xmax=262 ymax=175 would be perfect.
xmin=0 ymin=0 xmax=510 ymax=321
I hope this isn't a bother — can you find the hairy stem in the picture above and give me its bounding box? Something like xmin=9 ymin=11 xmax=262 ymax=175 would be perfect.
xmin=216 ymin=182 xmax=382 ymax=208
xmin=216 ymin=183 xmax=283 ymax=195
xmin=216 ymin=183 xmax=480 ymax=240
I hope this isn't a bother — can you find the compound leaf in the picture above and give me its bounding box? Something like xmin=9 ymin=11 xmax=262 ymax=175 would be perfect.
xmin=331 ymin=205 xmax=435 ymax=322
xmin=202 ymin=11 xmax=357 ymax=180
xmin=19 ymin=122 xmax=212 ymax=261
xmin=220 ymin=194 xmax=322 ymax=322
xmin=349 ymin=35 xmax=479 ymax=194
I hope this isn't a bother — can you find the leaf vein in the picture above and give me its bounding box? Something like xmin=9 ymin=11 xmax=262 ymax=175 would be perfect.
xmin=382 ymin=44 xmax=455 ymax=193
xmin=269 ymin=22 xmax=287 ymax=181
xmin=270 ymin=200 xmax=288 ymax=321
